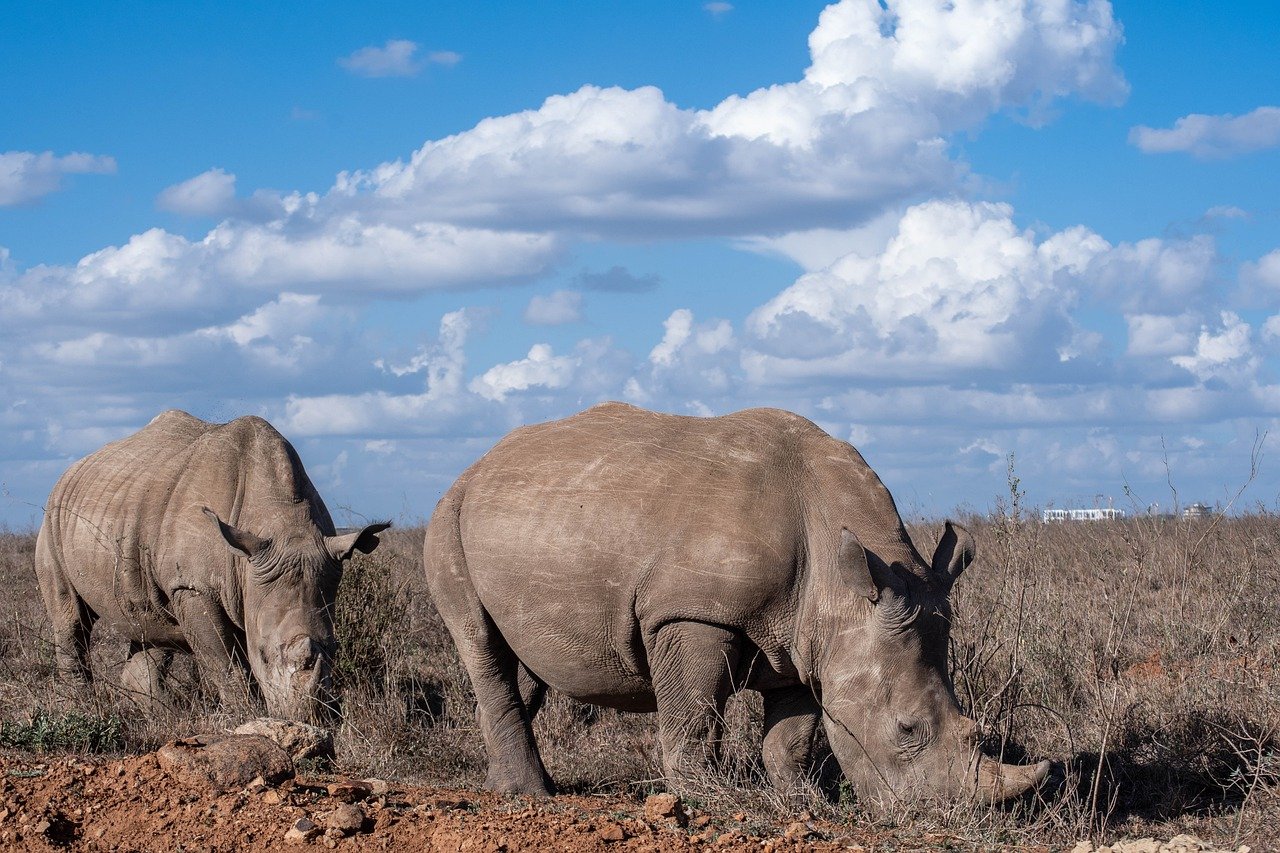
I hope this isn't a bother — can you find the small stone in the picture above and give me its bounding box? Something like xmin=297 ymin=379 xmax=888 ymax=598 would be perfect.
xmin=598 ymin=821 xmax=626 ymax=842
xmin=784 ymin=821 xmax=812 ymax=841
xmin=285 ymin=817 xmax=320 ymax=844
xmin=323 ymin=803 xmax=365 ymax=836
xmin=327 ymin=780 xmax=373 ymax=803
xmin=33 ymin=819 xmax=51 ymax=835
xmin=1071 ymin=843 xmax=1093 ymax=853
xmin=363 ymin=778 xmax=391 ymax=797
xmin=234 ymin=718 xmax=335 ymax=763
xmin=643 ymin=793 xmax=686 ymax=825
xmin=690 ymin=815 xmax=712 ymax=829
xmin=1124 ymin=839 xmax=1160 ymax=853
xmin=263 ymin=789 xmax=283 ymax=806
xmin=245 ymin=775 xmax=269 ymax=794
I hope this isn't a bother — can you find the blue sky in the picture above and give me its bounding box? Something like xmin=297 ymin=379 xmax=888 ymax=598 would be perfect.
xmin=2 ymin=0 xmax=1278 ymax=528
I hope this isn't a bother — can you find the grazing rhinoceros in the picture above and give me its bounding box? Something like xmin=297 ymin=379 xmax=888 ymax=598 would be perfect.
xmin=424 ymin=402 xmax=1050 ymax=803
xmin=35 ymin=410 xmax=389 ymax=723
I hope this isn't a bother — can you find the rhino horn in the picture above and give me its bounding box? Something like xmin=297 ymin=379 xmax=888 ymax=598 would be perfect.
xmin=974 ymin=755 xmax=1052 ymax=803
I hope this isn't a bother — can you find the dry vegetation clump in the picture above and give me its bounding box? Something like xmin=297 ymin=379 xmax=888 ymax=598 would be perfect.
xmin=1 ymin=498 xmax=1278 ymax=849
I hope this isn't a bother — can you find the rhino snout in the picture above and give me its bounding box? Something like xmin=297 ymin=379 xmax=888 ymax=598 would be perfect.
xmin=283 ymin=636 xmax=326 ymax=672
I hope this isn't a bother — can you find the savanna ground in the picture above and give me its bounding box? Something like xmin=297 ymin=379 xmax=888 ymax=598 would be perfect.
xmin=0 ymin=474 xmax=1277 ymax=851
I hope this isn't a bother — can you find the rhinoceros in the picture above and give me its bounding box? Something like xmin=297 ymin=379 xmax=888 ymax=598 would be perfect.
xmin=424 ymin=402 xmax=1050 ymax=803
xmin=35 ymin=410 xmax=389 ymax=722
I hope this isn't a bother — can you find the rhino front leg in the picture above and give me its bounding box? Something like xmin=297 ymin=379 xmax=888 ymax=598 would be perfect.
xmin=761 ymin=685 xmax=820 ymax=790
xmin=170 ymin=589 xmax=257 ymax=714
xmin=649 ymin=621 xmax=741 ymax=785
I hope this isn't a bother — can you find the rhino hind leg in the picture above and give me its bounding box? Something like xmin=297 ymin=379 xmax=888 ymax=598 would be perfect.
xmin=35 ymin=545 xmax=96 ymax=685
xmin=517 ymin=662 xmax=547 ymax=720
xmin=455 ymin=616 xmax=555 ymax=796
xmin=760 ymin=685 xmax=821 ymax=790
xmin=648 ymin=621 xmax=741 ymax=786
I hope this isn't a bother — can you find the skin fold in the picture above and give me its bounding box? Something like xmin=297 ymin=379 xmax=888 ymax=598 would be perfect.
xmin=36 ymin=410 xmax=388 ymax=723
xmin=425 ymin=402 xmax=1049 ymax=802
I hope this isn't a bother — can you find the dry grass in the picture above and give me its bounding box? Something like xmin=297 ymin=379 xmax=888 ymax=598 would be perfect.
xmin=3 ymin=503 xmax=1279 ymax=848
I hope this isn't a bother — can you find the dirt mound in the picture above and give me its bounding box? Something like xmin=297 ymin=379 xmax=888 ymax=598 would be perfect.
xmin=0 ymin=752 xmax=861 ymax=852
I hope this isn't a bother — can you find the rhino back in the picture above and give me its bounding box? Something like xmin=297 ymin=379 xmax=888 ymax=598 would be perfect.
xmin=457 ymin=403 xmax=855 ymax=702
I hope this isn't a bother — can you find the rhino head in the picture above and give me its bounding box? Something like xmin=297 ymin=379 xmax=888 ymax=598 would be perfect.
xmin=203 ymin=508 xmax=390 ymax=723
xmin=816 ymin=522 xmax=1050 ymax=804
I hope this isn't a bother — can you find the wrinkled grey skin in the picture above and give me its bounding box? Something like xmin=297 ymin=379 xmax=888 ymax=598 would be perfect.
xmin=424 ymin=402 xmax=1049 ymax=803
xmin=36 ymin=410 xmax=389 ymax=723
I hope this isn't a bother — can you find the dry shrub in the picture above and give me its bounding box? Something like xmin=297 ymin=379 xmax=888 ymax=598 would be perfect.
xmin=2 ymin=488 xmax=1278 ymax=848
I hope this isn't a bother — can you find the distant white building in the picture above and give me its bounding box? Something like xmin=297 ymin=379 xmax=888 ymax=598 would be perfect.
xmin=1182 ymin=502 xmax=1212 ymax=520
xmin=1042 ymin=507 xmax=1126 ymax=522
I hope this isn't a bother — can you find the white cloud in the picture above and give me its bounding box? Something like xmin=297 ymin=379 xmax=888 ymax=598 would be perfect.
xmin=1 ymin=215 xmax=562 ymax=335
xmin=468 ymin=343 xmax=578 ymax=401
xmin=339 ymin=39 xmax=424 ymax=78
xmin=1085 ymin=234 xmax=1217 ymax=313
xmin=157 ymin=168 xmax=237 ymax=216
xmin=1204 ymin=205 xmax=1248 ymax=220
xmin=704 ymin=2 xmax=733 ymax=16
xmin=1125 ymin=314 xmax=1195 ymax=358
xmin=523 ymin=289 xmax=583 ymax=325
xmin=1241 ymin=249 xmax=1280 ymax=292
xmin=349 ymin=0 xmax=1124 ymax=237
xmin=0 ymin=150 xmax=116 ymax=206
xmin=1130 ymin=106 xmax=1280 ymax=159
xmin=1171 ymin=312 xmax=1259 ymax=385
xmin=373 ymin=309 xmax=473 ymax=401
xmin=745 ymin=199 xmax=1108 ymax=381
xmin=649 ymin=309 xmax=694 ymax=367
xmin=426 ymin=50 xmax=462 ymax=67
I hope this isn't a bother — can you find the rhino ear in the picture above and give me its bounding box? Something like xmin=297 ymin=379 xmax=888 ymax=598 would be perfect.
xmin=840 ymin=528 xmax=902 ymax=602
xmin=325 ymin=521 xmax=392 ymax=562
xmin=931 ymin=520 xmax=976 ymax=588
xmin=202 ymin=507 xmax=269 ymax=559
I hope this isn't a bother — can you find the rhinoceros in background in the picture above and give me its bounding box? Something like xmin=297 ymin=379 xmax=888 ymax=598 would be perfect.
xmin=425 ymin=402 xmax=1050 ymax=803
xmin=36 ymin=410 xmax=389 ymax=723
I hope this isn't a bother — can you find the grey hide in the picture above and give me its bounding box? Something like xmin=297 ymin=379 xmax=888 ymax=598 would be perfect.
xmin=424 ymin=402 xmax=1050 ymax=803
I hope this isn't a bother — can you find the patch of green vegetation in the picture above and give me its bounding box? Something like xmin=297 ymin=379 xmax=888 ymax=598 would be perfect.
xmin=0 ymin=709 xmax=124 ymax=753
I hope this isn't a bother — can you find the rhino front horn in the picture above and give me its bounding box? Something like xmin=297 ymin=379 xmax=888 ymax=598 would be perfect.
xmin=974 ymin=756 xmax=1052 ymax=803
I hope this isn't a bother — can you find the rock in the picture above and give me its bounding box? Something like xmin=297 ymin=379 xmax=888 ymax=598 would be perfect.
xmin=363 ymin=777 xmax=391 ymax=797
xmin=233 ymin=718 xmax=334 ymax=762
xmin=784 ymin=821 xmax=812 ymax=840
xmin=322 ymin=803 xmax=365 ymax=836
xmin=1072 ymin=843 xmax=1094 ymax=853
xmin=643 ymin=793 xmax=686 ymax=825
xmin=598 ymin=821 xmax=626 ymax=842
xmin=156 ymin=734 xmax=294 ymax=792
xmin=285 ymin=817 xmax=320 ymax=844
xmin=327 ymin=779 xmax=373 ymax=803
xmin=1120 ymin=840 xmax=1161 ymax=853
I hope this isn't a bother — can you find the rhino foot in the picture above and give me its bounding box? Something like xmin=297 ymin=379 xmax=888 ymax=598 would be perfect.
xmin=484 ymin=770 xmax=554 ymax=797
